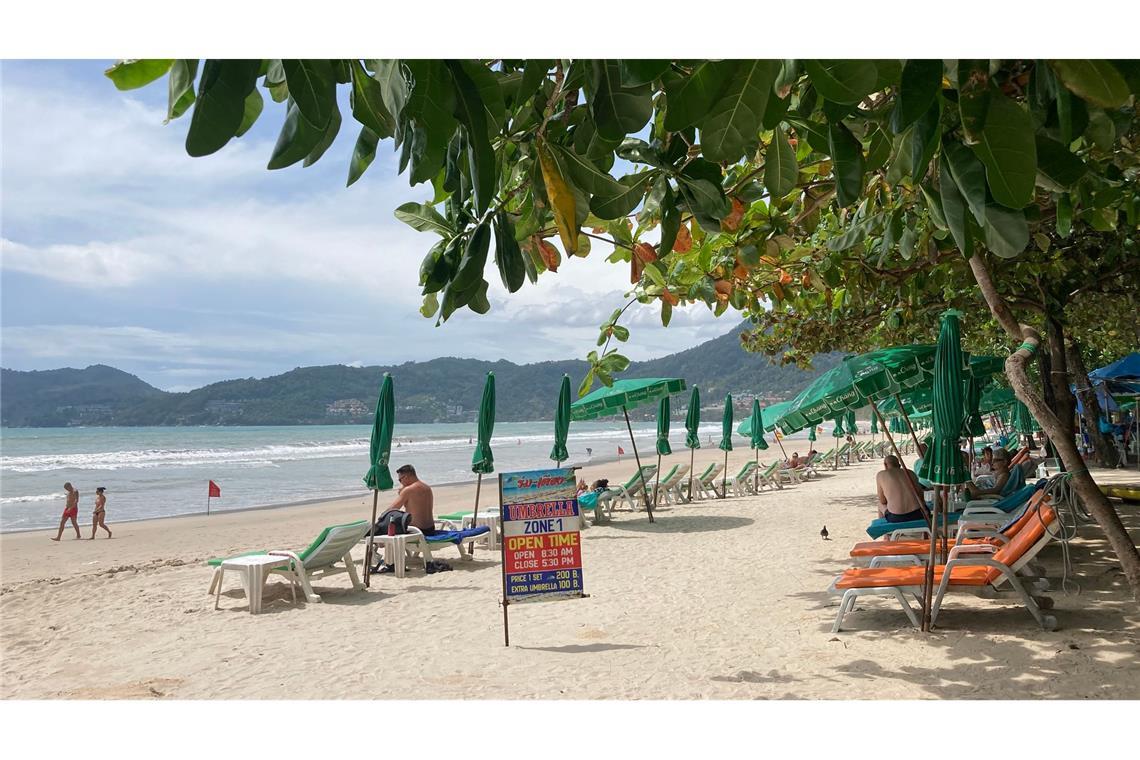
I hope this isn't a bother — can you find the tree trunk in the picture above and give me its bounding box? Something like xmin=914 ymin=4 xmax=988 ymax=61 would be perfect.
xmin=969 ymin=253 xmax=1140 ymax=605
xmin=1066 ymin=338 xmax=1121 ymax=468
xmin=1042 ymin=315 xmax=1076 ymax=444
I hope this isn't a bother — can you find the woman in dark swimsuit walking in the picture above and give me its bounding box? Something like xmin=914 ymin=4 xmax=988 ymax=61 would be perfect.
xmin=90 ymin=486 xmax=112 ymax=539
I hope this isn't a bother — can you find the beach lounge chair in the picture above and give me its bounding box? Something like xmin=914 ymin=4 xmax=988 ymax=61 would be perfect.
xmin=724 ymin=460 xmax=760 ymax=496
xmin=864 ymin=482 xmax=1044 ymax=540
xmin=775 ymin=462 xmax=802 ymax=486
xmin=829 ymin=501 xmax=1060 ymax=632
xmin=687 ymin=461 xmax=726 ymax=500
xmin=798 ymin=452 xmax=822 ymax=480
xmin=599 ymin=465 xmax=658 ymax=515
xmin=964 ymin=462 xmax=1027 ymax=506
xmin=650 ymin=464 xmax=690 ymax=505
xmin=754 ymin=461 xmax=786 ymax=490
xmin=207 ymin=520 xmax=370 ymax=604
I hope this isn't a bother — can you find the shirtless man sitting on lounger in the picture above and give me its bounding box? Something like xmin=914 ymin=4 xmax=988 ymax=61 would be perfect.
xmin=876 ymin=455 xmax=925 ymax=522
xmin=388 ymin=464 xmax=436 ymax=535
xmin=964 ymin=448 xmax=1011 ymax=499
xmin=788 ymin=452 xmax=802 ymax=469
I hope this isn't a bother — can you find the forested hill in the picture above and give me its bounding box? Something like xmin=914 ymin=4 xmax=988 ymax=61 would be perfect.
xmin=1 ymin=323 xmax=842 ymax=427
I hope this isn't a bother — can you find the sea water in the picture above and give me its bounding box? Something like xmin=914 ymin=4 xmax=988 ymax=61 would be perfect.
xmin=0 ymin=422 xmax=814 ymax=532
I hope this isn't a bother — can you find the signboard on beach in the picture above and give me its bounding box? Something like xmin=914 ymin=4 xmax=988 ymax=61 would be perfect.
xmin=499 ymin=467 xmax=585 ymax=606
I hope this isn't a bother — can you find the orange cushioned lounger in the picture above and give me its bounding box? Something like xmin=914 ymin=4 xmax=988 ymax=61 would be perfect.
xmin=829 ymin=502 xmax=1058 ymax=632
xmin=848 ymin=490 xmax=1047 ymax=561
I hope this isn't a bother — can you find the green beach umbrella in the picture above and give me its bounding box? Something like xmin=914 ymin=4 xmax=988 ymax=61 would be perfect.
xmin=832 ymin=415 xmax=845 ymax=437
xmin=918 ymin=310 xmax=970 ymax=631
xmin=749 ymin=399 xmax=768 ymax=493
xmin=362 ymin=372 xmax=395 ymax=587
xmin=870 ymin=411 xmax=879 ymax=435
xmin=808 ymin=425 xmax=817 ymax=442
xmin=684 ymin=385 xmax=701 ymax=502
xmin=651 ymin=396 xmax=673 ymax=511
xmin=469 ymin=372 xmax=496 ymax=549
xmin=962 ymin=375 xmax=987 ymax=439
xmin=718 ymin=394 xmax=733 ymax=498
xmin=571 ymin=377 xmax=687 ymax=521
xmin=1012 ymin=398 xmax=1041 ymax=435
xmin=845 ymin=409 xmax=857 ymax=436
xmin=550 ymin=374 xmax=571 ymax=465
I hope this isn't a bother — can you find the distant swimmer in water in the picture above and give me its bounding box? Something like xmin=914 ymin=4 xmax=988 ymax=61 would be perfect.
xmin=469 ymin=437 xmax=473 ymax=444
xmin=586 ymin=447 xmax=593 ymax=459
xmin=517 ymin=439 xmax=521 ymax=446
xmin=52 ymin=482 xmax=82 ymax=541
xmin=90 ymin=486 xmax=112 ymax=539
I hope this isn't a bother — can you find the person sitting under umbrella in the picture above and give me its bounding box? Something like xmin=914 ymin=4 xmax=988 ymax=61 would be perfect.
xmin=876 ymin=455 xmax=926 ymax=523
xmin=787 ymin=451 xmax=803 ymax=469
xmin=964 ymin=448 xmax=1011 ymax=498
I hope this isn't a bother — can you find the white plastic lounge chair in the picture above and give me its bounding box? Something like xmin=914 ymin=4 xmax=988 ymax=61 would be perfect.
xmin=208 ymin=520 xmax=370 ymax=604
xmin=692 ymin=461 xmax=727 ymax=499
xmin=650 ymin=464 xmax=690 ymax=505
xmin=600 ymin=465 xmax=657 ymax=515
xmin=724 ymin=460 xmax=760 ymax=496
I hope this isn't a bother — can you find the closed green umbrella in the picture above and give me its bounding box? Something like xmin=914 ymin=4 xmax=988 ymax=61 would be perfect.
xmin=685 ymin=386 xmax=701 ymax=502
xmin=870 ymin=410 xmax=879 ymax=435
xmin=652 ymin=396 xmax=673 ymax=511
xmin=845 ymin=409 xmax=857 ymax=436
xmin=470 ymin=372 xmax=496 ymax=552
xmin=832 ymin=415 xmax=844 ymax=469
xmin=808 ymin=425 xmax=817 ymax=442
xmin=718 ymin=394 xmax=733 ymax=498
xmin=550 ymin=374 xmax=571 ymax=465
xmin=572 ymin=377 xmax=687 ymax=522
xmin=362 ymin=372 xmax=395 ymax=587
xmin=962 ymin=375 xmax=987 ymax=439
xmin=749 ymin=398 xmax=768 ymax=492
xmin=917 ymin=310 xmax=971 ymax=631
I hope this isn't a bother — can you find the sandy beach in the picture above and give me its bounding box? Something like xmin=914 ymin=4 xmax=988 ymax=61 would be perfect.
xmin=2 ymin=438 xmax=1138 ymax=700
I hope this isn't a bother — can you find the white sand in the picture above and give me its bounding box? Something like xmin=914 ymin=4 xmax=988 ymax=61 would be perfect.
xmin=2 ymin=440 xmax=1138 ymax=699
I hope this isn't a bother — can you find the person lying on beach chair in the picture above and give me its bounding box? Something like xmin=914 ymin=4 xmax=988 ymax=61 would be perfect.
xmin=787 ymin=451 xmax=802 ymax=469
xmin=963 ymin=448 xmax=1013 ymax=499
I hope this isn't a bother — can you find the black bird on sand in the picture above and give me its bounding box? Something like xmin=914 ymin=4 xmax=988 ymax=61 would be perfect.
xmin=820 ymin=525 xmax=830 ymax=540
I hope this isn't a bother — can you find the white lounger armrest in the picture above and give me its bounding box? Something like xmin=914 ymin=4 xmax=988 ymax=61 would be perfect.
xmin=955 ymin=524 xmax=1009 ymax=543
xmin=961 ymin=505 xmax=1008 ymax=518
xmin=888 ymin=526 xmax=933 ymax=540
xmin=947 ymin=543 xmax=998 ymax=561
xmin=868 ymin=555 xmax=924 ymax=568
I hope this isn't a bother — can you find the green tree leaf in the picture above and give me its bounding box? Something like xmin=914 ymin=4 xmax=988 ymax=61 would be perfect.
xmin=1034 ymin=135 xmax=1087 ymax=190
xmin=266 ymin=100 xmax=324 ymax=169
xmin=446 ymin=61 xmax=496 ymax=216
xmin=956 ymin=60 xmax=991 ymax=144
xmin=458 ymin=61 xmax=506 ymax=137
xmin=939 ymin=158 xmax=974 ymax=255
xmin=587 ymin=60 xmax=653 ymax=141
xmin=350 ymin=60 xmax=395 ymax=138
xmin=347 ymin=126 xmax=379 ymax=187
xmin=302 ymin=104 xmax=341 ymax=167
xmin=942 ymin=140 xmax=987 ymax=225
xmin=981 ymin=203 xmax=1029 ymax=258
xmin=105 ymin=59 xmax=174 ymax=90
xmin=166 ymin=60 xmax=198 ymax=122
xmin=494 ymin=211 xmax=526 ymax=293
xmin=186 ymin=60 xmax=261 ymax=157
xmin=452 ymin=222 xmax=491 ymax=291
xmin=663 ymin=60 xmax=737 ymax=131
xmin=590 ymin=173 xmax=654 ymax=219
xmin=551 ymin=144 xmax=625 ymax=197
xmin=234 ymin=88 xmax=264 ymax=137
xmin=1048 ymin=60 xmax=1131 ymax=108
xmin=420 ymin=292 xmax=439 ymax=318
xmin=802 ymin=60 xmax=877 ymax=105
xmin=368 ymin=59 xmax=408 ymax=121
xmin=698 ymin=60 xmax=778 ymax=163
xmin=394 ymin=201 xmax=456 ymax=237
xmin=970 ymin=93 xmax=1037 ymax=209
xmin=908 ymin=97 xmax=943 ymax=183
xmin=890 ymin=59 xmax=942 ymax=134
xmin=764 ymin=125 xmax=798 ymax=198
xmin=828 ymin=121 xmax=864 ymax=207
xmin=282 ymin=59 xmax=336 ymax=129
xmin=620 ymin=60 xmax=671 ymax=87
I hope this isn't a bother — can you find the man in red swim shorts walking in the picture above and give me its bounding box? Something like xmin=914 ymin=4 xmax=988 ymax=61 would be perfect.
xmin=52 ymin=482 xmax=82 ymax=541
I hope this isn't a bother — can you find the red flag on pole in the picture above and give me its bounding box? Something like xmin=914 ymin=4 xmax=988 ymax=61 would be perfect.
xmin=618 ymin=446 xmax=625 ymax=455
xmin=208 ymin=480 xmax=221 ymax=498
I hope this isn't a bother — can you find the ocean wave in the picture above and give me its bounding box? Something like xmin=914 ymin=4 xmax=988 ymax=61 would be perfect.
xmin=0 ymin=493 xmax=63 ymax=505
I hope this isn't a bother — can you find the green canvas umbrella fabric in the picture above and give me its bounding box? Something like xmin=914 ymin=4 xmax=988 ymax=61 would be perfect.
xmin=918 ymin=311 xmax=970 ymax=486
xmin=749 ymin=399 xmax=769 ymax=450
xmin=808 ymin=425 xmax=817 ymax=441
xmin=719 ymin=394 xmax=734 ymax=452
xmin=571 ymin=377 xmax=687 ymax=420
xmin=845 ymin=409 xmax=857 ymax=435
xmin=962 ymin=375 xmax=987 ymax=438
xmin=656 ymin=396 xmax=673 ymax=456
xmin=870 ymin=412 xmax=879 ymax=434
xmin=832 ymin=415 xmax=845 ymax=437
xmin=1012 ymin=399 xmax=1042 ymax=434
xmin=471 ymin=372 xmax=496 ymax=474
xmin=550 ymin=374 xmax=571 ymax=463
xmin=736 ymin=399 xmax=793 ymax=436
xmin=685 ymin=385 xmax=701 ymax=449
xmin=363 ymin=373 xmax=395 ymax=491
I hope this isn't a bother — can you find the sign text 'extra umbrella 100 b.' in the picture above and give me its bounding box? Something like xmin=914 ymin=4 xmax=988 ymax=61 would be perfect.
xmin=571 ymin=377 xmax=686 ymax=523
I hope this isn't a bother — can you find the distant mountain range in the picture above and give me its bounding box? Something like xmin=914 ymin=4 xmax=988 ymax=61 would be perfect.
xmin=1 ymin=322 xmax=842 ymax=427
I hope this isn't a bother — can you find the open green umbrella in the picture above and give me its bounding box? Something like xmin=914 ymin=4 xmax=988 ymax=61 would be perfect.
xmin=749 ymin=398 xmax=768 ymax=492
xmin=652 ymin=396 xmax=673 ymax=510
xmin=917 ymin=310 xmax=971 ymax=631
xmin=550 ymin=374 xmax=571 ymax=465
xmin=572 ymin=377 xmax=687 ymax=522
xmin=470 ymin=372 xmax=496 ymax=552
xmin=718 ymin=394 xmax=733 ymax=498
xmin=685 ymin=385 xmax=701 ymax=502
xmin=362 ymin=372 xmax=395 ymax=587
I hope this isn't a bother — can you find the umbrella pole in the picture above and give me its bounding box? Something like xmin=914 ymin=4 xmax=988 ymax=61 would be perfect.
xmin=774 ymin=434 xmax=788 ymax=460
xmin=654 ymin=453 xmax=662 ymax=512
xmin=623 ymin=408 xmax=654 ymax=523
xmin=895 ymin=394 xmax=925 ymax=453
xmin=687 ymin=447 xmax=695 ymax=503
xmin=469 ymin=473 xmax=483 ymax=556
xmin=753 ymin=448 xmax=759 ymax=493
xmin=721 ymin=449 xmax=728 ymax=499
xmin=364 ymin=488 xmax=379 ymax=588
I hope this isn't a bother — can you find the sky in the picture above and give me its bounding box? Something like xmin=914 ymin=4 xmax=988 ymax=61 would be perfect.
xmin=0 ymin=60 xmax=732 ymax=391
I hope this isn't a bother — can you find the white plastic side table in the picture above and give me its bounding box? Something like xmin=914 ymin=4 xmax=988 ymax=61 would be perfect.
xmin=370 ymin=533 xmax=426 ymax=578
xmin=214 ymin=554 xmax=295 ymax=614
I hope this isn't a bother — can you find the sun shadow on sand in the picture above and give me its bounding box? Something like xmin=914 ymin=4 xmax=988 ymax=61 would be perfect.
xmin=602 ymin=515 xmax=755 ymax=534
xmin=516 ymin=643 xmax=646 ymax=654
xmin=711 ymin=669 xmax=801 ymax=684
